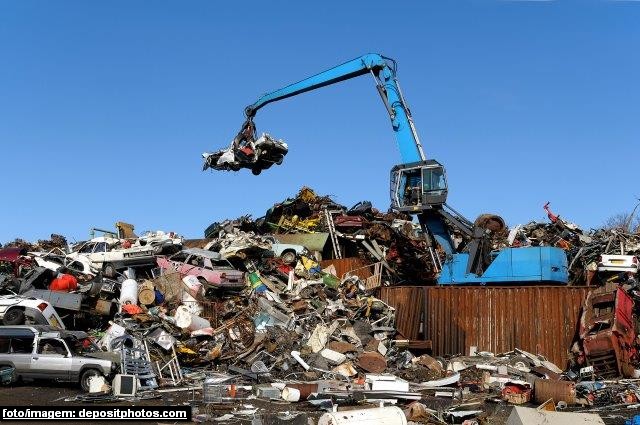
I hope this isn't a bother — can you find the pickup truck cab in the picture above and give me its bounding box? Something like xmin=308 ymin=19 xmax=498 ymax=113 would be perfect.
xmin=0 ymin=326 xmax=118 ymax=390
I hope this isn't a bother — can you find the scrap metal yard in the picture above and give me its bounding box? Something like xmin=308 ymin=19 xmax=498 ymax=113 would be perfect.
xmin=1 ymin=2 xmax=639 ymax=424
xmin=1 ymin=185 xmax=640 ymax=424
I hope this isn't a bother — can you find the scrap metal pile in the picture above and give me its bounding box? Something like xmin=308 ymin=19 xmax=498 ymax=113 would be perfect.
xmin=1 ymin=189 xmax=640 ymax=424
xmin=205 ymin=186 xmax=441 ymax=284
xmin=205 ymin=188 xmax=640 ymax=287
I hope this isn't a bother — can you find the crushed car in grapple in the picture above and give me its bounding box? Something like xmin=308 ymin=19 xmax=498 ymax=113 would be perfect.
xmin=202 ymin=118 xmax=287 ymax=175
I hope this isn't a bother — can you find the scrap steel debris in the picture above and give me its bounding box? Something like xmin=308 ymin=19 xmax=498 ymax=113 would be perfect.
xmin=1 ymin=188 xmax=640 ymax=424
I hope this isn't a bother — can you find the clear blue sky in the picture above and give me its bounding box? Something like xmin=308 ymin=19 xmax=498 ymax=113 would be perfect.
xmin=0 ymin=0 xmax=638 ymax=243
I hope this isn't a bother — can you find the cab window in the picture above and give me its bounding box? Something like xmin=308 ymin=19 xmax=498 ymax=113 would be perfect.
xmin=422 ymin=167 xmax=446 ymax=192
xmin=10 ymin=337 xmax=34 ymax=354
xmin=0 ymin=337 xmax=9 ymax=354
xmin=37 ymin=339 xmax=68 ymax=356
xmin=93 ymin=242 xmax=108 ymax=253
xmin=170 ymin=252 xmax=189 ymax=263
xmin=188 ymin=255 xmax=204 ymax=268
xmin=79 ymin=243 xmax=95 ymax=254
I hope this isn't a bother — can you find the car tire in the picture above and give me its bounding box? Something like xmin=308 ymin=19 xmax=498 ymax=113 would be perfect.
xmin=251 ymin=167 xmax=262 ymax=176
xmin=80 ymin=369 xmax=102 ymax=392
xmin=102 ymin=263 xmax=117 ymax=278
xmin=281 ymin=250 xmax=297 ymax=265
xmin=3 ymin=309 xmax=25 ymax=326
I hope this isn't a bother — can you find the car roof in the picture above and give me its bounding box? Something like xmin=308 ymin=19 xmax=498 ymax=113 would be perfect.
xmin=180 ymin=248 xmax=222 ymax=260
xmin=0 ymin=325 xmax=87 ymax=339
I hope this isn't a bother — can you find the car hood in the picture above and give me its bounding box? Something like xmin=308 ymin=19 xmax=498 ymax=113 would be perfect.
xmin=83 ymin=351 xmax=120 ymax=363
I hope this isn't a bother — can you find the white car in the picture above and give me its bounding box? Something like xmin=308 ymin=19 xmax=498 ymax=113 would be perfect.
xmin=30 ymin=252 xmax=94 ymax=276
xmin=68 ymin=237 xmax=158 ymax=277
xmin=138 ymin=230 xmax=183 ymax=254
xmin=270 ymin=241 xmax=309 ymax=265
xmin=597 ymin=255 xmax=639 ymax=273
xmin=0 ymin=296 xmax=65 ymax=329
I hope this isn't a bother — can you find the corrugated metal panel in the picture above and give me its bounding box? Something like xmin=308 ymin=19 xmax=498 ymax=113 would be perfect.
xmin=380 ymin=286 xmax=591 ymax=368
xmin=379 ymin=287 xmax=424 ymax=340
xmin=320 ymin=257 xmax=370 ymax=279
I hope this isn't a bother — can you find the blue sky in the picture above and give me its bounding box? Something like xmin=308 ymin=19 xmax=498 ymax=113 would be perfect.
xmin=0 ymin=0 xmax=638 ymax=243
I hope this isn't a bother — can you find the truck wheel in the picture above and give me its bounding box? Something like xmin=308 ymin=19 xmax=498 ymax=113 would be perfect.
xmin=102 ymin=263 xmax=117 ymax=278
xmin=3 ymin=309 xmax=25 ymax=326
xmin=80 ymin=369 xmax=102 ymax=392
xmin=281 ymin=250 xmax=297 ymax=265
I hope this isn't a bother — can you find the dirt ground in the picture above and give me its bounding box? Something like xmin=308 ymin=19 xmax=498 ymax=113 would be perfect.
xmin=0 ymin=381 xmax=194 ymax=425
xmin=0 ymin=382 xmax=637 ymax=424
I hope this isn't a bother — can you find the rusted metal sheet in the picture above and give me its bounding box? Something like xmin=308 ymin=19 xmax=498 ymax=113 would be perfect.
xmin=379 ymin=287 xmax=425 ymax=340
xmin=182 ymin=238 xmax=214 ymax=249
xmin=534 ymin=379 xmax=577 ymax=404
xmin=380 ymin=286 xmax=591 ymax=368
xmin=320 ymin=257 xmax=371 ymax=279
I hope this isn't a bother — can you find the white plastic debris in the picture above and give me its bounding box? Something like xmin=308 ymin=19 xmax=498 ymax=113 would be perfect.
xmin=306 ymin=324 xmax=330 ymax=353
xmin=319 ymin=406 xmax=407 ymax=425
xmin=281 ymin=387 xmax=301 ymax=402
xmin=174 ymin=305 xmax=211 ymax=331
xmin=119 ymin=279 xmax=139 ymax=307
xmin=290 ymin=351 xmax=310 ymax=371
xmin=88 ymin=375 xmax=108 ymax=393
xmin=320 ymin=348 xmax=347 ymax=365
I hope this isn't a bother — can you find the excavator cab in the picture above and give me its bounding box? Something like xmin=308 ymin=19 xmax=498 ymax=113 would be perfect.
xmin=390 ymin=160 xmax=448 ymax=213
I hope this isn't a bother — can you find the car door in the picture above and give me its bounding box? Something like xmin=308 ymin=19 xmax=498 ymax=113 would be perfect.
xmin=30 ymin=338 xmax=72 ymax=381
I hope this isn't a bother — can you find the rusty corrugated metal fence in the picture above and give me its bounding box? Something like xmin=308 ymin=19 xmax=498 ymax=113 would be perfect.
xmin=380 ymin=286 xmax=591 ymax=368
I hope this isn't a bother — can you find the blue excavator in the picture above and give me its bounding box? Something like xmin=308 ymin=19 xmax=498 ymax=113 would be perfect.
xmin=203 ymin=53 xmax=568 ymax=285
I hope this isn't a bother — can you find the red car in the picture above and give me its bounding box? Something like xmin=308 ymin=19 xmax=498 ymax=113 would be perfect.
xmin=0 ymin=248 xmax=32 ymax=276
xmin=156 ymin=248 xmax=245 ymax=289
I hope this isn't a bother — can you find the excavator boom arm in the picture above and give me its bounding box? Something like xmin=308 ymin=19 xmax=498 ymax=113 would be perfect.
xmin=244 ymin=53 xmax=425 ymax=164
